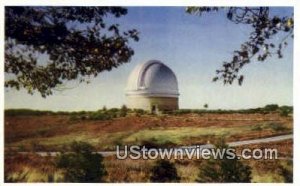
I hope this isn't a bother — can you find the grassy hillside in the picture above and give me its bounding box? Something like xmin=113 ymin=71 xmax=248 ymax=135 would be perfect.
xmin=5 ymin=109 xmax=292 ymax=151
xmin=4 ymin=107 xmax=293 ymax=183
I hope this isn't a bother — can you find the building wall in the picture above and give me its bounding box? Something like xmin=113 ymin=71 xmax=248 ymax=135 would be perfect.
xmin=127 ymin=96 xmax=178 ymax=111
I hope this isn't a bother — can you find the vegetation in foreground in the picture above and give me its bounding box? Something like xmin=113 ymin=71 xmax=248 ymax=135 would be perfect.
xmin=196 ymin=140 xmax=252 ymax=183
xmin=56 ymin=141 xmax=106 ymax=182
xmin=5 ymin=139 xmax=293 ymax=183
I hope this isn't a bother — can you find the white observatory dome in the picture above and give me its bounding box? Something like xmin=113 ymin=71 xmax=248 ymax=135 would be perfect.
xmin=126 ymin=60 xmax=179 ymax=97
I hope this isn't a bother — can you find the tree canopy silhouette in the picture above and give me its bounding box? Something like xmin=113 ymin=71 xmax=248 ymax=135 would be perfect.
xmin=5 ymin=7 xmax=139 ymax=97
xmin=186 ymin=7 xmax=293 ymax=85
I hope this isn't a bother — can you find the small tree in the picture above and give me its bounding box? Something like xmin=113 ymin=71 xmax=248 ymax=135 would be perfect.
xmin=264 ymin=104 xmax=279 ymax=112
xmin=279 ymin=106 xmax=292 ymax=117
xmin=203 ymin=104 xmax=208 ymax=109
xmin=196 ymin=141 xmax=252 ymax=183
xmin=150 ymin=159 xmax=180 ymax=183
xmin=120 ymin=104 xmax=128 ymax=117
xmin=56 ymin=141 xmax=106 ymax=182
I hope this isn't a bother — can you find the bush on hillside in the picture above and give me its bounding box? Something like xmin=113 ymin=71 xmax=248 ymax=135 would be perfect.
xmin=56 ymin=141 xmax=107 ymax=182
xmin=196 ymin=140 xmax=252 ymax=183
xmin=150 ymin=159 xmax=180 ymax=182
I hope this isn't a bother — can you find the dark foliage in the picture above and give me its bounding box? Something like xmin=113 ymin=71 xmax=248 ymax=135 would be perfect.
xmin=5 ymin=104 xmax=292 ymax=117
xmin=150 ymin=159 xmax=180 ymax=183
xmin=171 ymin=105 xmax=292 ymax=115
xmin=187 ymin=7 xmax=293 ymax=85
xmin=278 ymin=160 xmax=293 ymax=183
xmin=264 ymin=104 xmax=279 ymax=112
xmin=196 ymin=141 xmax=252 ymax=183
xmin=4 ymin=109 xmax=54 ymax=116
xmin=56 ymin=141 xmax=106 ymax=182
xmin=120 ymin=104 xmax=128 ymax=117
xmin=5 ymin=7 xmax=139 ymax=97
xmin=279 ymin=106 xmax=293 ymax=117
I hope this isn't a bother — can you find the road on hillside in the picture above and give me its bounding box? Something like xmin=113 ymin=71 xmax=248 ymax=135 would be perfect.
xmin=19 ymin=134 xmax=293 ymax=157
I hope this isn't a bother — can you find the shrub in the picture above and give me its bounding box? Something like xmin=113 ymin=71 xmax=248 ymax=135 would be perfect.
xmin=269 ymin=123 xmax=287 ymax=132
xmin=89 ymin=112 xmax=112 ymax=120
xmin=280 ymin=109 xmax=289 ymax=117
xmin=264 ymin=104 xmax=279 ymax=112
xmin=279 ymin=106 xmax=292 ymax=117
xmin=120 ymin=105 xmax=128 ymax=117
xmin=150 ymin=159 xmax=180 ymax=182
xmin=56 ymin=141 xmax=107 ymax=182
xmin=133 ymin=109 xmax=145 ymax=116
xmin=140 ymin=138 xmax=161 ymax=149
xmin=251 ymin=125 xmax=263 ymax=131
xmin=196 ymin=140 xmax=252 ymax=183
xmin=139 ymin=137 xmax=176 ymax=149
xmin=278 ymin=160 xmax=293 ymax=183
xmin=29 ymin=140 xmax=46 ymax=151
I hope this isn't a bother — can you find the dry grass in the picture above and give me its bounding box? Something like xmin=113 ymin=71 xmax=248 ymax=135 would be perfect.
xmin=5 ymin=112 xmax=292 ymax=151
xmin=104 ymin=156 xmax=153 ymax=182
xmin=4 ymin=112 xmax=293 ymax=182
xmin=5 ymin=153 xmax=64 ymax=182
xmin=5 ymin=139 xmax=293 ymax=183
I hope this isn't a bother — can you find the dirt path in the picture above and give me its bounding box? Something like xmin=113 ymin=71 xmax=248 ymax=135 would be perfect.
xmin=19 ymin=134 xmax=293 ymax=157
xmin=227 ymin=134 xmax=292 ymax=147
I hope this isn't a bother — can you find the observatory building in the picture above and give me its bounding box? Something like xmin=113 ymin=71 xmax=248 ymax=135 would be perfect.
xmin=126 ymin=60 xmax=179 ymax=113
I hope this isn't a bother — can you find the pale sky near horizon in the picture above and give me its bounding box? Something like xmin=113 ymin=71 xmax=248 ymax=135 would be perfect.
xmin=5 ymin=7 xmax=294 ymax=111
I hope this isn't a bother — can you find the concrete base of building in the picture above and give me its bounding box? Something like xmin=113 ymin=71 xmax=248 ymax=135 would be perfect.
xmin=127 ymin=96 xmax=178 ymax=113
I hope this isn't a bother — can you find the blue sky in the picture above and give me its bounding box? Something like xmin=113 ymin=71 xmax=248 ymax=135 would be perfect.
xmin=5 ymin=7 xmax=293 ymax=111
